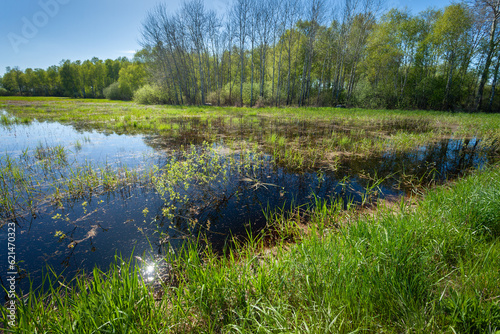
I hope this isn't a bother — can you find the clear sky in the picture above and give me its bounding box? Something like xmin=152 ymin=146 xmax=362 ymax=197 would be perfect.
xmin=0 ymin=0 xmax=452 ymax=76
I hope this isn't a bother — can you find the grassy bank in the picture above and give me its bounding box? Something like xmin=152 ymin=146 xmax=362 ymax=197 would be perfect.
xmin=2 ymin=166 xmax=500 ymax=333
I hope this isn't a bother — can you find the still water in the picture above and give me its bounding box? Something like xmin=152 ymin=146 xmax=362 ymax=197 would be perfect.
xmin=0 ymin=112 xmax=498 ymax=293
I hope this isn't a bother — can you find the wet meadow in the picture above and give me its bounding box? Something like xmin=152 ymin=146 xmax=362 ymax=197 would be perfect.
xmin=1 ymin=96 xmax=500 ymax=332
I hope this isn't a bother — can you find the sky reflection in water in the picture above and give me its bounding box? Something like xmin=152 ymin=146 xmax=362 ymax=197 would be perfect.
xmin=0 ymin=113 xmax=497 ymax=293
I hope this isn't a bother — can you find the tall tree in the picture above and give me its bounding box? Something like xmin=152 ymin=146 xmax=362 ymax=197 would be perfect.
xmin=182 ymin=0 xmax=208 ymax=104
xmin=487 ymin=54 xmax=500 ymax=111
xmin=298 ymin=0 xmax=325 ymax=106
xmin=232 ymin=0 xmax=250 ymax=105
xmin=431 ymin=4 xmax=473 ymax=110
xmin=2 ymin=67 xmax=19 ymax=94
xmin=473 ymin=0 xmax=500 ymax=111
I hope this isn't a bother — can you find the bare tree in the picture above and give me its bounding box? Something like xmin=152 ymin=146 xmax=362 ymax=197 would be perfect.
xmin=207 ymin=11 xmax=223 ymax=104
xmin=141 ymin=5 xmax=181 ymax=103
xmin=223 ymin=19 xmax=234 ymax=102
xmin=256 ymin=0 xmax=274 ymax=100
xmin=284 ymin=0 xmax=301 ymax=105
xmin=182 ymin=0 xmax=208 ymax=104
xmin=232 ymin=0 xmax=250 ymax=105
xmin=473 ymin=0 xmax=500 ymax=111
xmin=249 ymin=3 xmax=259 ymax=106
xmin=275 ymin=0 xmax=289 ymax=106
xmin=299 ymin=0 xmax=325 ymax=106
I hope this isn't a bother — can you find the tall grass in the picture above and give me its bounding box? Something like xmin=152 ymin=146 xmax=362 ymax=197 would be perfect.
xmin=3 ymin=166 xmax=500 ymax=333
xmin=9 ymin=255 xmax=167 ymax=333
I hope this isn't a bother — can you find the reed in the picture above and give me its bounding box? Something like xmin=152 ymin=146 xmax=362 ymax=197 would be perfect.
xmin=0 ymin=145 xmax=153 ymax=222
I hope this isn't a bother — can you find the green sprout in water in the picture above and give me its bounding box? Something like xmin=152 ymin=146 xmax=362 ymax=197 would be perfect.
xmin=54 ymin=230 xmax=66 ymax=241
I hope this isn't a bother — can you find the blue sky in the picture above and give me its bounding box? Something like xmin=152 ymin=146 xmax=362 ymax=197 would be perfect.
xmin=1 ymin=0 xmax=451 ymax=76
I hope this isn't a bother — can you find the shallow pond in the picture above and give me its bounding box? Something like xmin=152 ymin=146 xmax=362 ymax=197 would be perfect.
xmin=0 ymin=111 xmax=498 ymax=293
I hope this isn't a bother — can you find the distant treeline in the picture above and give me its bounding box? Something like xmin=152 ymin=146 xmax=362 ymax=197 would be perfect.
xmin=0 ymin=57 xmax=146 ymax=100
xmin=1 ymin=0 xmax=499 ymax=112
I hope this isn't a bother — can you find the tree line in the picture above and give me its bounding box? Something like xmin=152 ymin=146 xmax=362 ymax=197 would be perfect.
xmin=139 ymin=0 xmax=499 ymax=111
xmin=1 ymin=0 xmax=499 ymax=112
xmin=0 ymin=56 xmax=146 ymax=100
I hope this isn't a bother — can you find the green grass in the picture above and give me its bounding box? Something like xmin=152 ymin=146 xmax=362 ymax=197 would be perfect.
xmin=3 ymin=166 xmax=500 ymax=333
xmin=1 ymin=96 xmax=499 ymax=135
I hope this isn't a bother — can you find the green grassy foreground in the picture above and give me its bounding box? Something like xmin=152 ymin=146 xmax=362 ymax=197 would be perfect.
xmin=2 ymin=166 xmax=500 ymax=333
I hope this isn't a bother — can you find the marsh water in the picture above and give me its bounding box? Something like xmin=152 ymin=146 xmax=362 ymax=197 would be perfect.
xmin=1 ymin=110 xmax=498 ymax=293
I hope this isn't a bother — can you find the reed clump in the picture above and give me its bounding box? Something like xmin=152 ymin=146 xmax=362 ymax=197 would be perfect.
xmin=0 ymin=144 xmax=152 ymax=222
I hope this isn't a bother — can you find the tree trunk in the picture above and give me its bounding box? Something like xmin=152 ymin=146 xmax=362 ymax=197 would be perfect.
xmin=250 ymin=40 xmax=255 ymax=106
xmin=443 ymin=51 xmax=455 ymax=110
xmin=276 ymin=37 xmax=286 ymax=107
xmin=487 ymin=56 xmax=500 ymax=112
xmin=286 ymin=29 xmax=294 ymax=105
xmin=198 ymin=52 xmax=205 ymax=105
xmin=240 ymin=47 xmax=245 ymax=105
xmin=474 ymin=12 xmax=498 ymax=111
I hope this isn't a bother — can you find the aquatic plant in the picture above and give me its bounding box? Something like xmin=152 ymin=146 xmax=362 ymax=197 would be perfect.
xmin=0 ymin=145 xmax=153 ymax=222
xmin=151 ymin=142 xmax=268 ymax=240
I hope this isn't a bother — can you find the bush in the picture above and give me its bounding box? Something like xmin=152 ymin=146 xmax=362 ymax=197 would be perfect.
xmin=133 ymin=84 xmax=172 ymax=105
xmin=206 ymin=88 xmax=235 ymax=106
xmin=103 ymin=82 xmax=133 ymax=101
xmin=206 ymin=82 xmax=276 ymax=106
xmin=0 ymin=87 xmax=11 ymax=96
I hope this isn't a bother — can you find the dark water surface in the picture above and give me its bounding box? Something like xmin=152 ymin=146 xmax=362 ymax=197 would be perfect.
xmin=0 ymin=112 xmax=498 ymax=294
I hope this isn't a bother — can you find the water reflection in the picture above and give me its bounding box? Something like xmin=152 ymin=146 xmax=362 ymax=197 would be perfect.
xmin=344 ymin=137 xmax=497 ymax=195
xmin=0 ymin=113 xmax=498 ymax=295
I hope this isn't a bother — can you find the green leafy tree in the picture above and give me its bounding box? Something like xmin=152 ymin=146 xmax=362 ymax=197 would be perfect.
xmin=91 ymin=57 xmax=106 ymax=97
xmin=46 ymin=65 xmax=60 ymax=96
xmin=34 ymin=69 xmax=48 ymax=95
xmin=474 ymin=0 xmax=500 ymax=111
xmin=59 ymin=60 xmax=79 ymax=97
xmin=363 ymin=9 xmax=425 ymax=108
xmin=117 ymin=63 xmax=147 ymax=99
xmin=430 ymin=4 xmax=473 ymax=109
xmin=0 ymin=75 xmax=8 ymax=96
xmin=2 ymin=67 xmax=18 ymax=94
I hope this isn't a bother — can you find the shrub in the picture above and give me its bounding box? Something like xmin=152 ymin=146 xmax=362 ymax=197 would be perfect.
xmin=103 ymin=82 xmax=133 ymax=101
xmin=133 ymin=84 xmax=172 ymax=105
xmin=206 ymin=82 xmax=276 ymax=106
xmin=206 ymin=90 xmax=219 ymax=105
xmin=0 ymin=87 xmax=11 ymax=96
xmin=254 ymin=96 xmax=265 ymax=108
xmin=206 ymin=88 xmax=234 ymax=106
